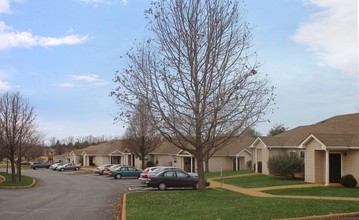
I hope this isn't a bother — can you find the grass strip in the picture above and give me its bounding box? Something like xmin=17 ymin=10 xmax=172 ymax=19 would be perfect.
xmin=126 ymin=189 xmax=359 ymax=220
xmin=0 ymin=171 xmax=33 ymax=187
xmin=264 ymin=186 xmax=359 ymax=198
xmin=205 ymin=170 xmax=254 ymax=178
xmin=221 ymin=174 xmax=308 ymax=188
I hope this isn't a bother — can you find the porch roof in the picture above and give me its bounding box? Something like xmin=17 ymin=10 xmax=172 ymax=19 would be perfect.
xmin=253 ymin=113 xmax=359 ymax=148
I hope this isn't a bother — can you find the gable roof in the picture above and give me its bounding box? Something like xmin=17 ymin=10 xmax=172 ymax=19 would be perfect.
xmin=149 ymin=136 xmax=254 ymax=156
xmin=213 ymin=136 xmax=254 ymax=156
xmin=256 ymin=113 xmax=359 ymax=148
xmin=81 ymin=140 xmax=127 ymax=156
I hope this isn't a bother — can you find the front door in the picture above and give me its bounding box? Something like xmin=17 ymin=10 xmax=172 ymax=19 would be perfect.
xmin=329 ymin=154 xmax=341 ymax=183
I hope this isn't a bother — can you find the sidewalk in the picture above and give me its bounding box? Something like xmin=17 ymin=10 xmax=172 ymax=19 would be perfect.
xmin=208 ymin=175 xmax=359 ymax=201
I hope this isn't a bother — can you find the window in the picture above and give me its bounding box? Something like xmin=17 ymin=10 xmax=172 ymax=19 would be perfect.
xmin=176 ymin=171 xmax=187 ymax=177
xmin=164 ymin=171 xmax=176 ymax=177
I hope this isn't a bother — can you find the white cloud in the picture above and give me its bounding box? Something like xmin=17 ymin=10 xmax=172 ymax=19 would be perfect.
xmin=0 ymin=81 xmax=11 ymax=90
xmin=293 ymin=0 xmax=358 ymax=77
xmin=0 ymin=68 xmax=14 ymax=90
xmin=0 ymin=0 xmax=11 ymax=14
xmin=77 ymin=0 xmax=127 ymax=6
xmin=71 ymin=74 xmax=100 ymax=82
xmin=67 ymin=74 xmax=110 ymax=86
xmin=58 ymin=83 xmax=74 ymax=88
xmin=0 ymin=21 xmax=90 ymax=49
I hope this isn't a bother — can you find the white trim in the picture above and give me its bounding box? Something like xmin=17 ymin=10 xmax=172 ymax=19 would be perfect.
xmin=299 ymin=134 xmax=327 ymax=150
xmin=250 ymin=137 xmax=265 ymax=148
xmin=235 ymin=149 xmax=252 ymax=157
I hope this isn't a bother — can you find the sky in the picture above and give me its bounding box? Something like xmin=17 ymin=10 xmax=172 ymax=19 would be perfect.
xmin=0 ymin=0 xmax=357 ymax=142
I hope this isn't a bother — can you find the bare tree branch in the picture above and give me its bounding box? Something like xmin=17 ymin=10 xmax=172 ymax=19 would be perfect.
xmin=111 ymin=0 xmax=275 ymax=191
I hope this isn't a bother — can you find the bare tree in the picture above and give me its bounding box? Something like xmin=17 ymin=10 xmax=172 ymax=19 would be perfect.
xmin=112 ymin=0 xmax=275 ymax=191
xmin=121 ymin=101 xmax=161 ymax=169
xmin=0 ymin=91 xmax=39 ymax=183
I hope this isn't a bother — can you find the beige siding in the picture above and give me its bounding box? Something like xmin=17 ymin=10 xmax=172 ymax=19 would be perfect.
xmin=342 ymin=150 xmax=359 ymax=187
xmin=304 ymin=139 xmax=324 ymax=183
xmin=156 ymin=155 xmax=173 ymax=166
xmin=208 ymin=157 xmax=232 ymax=172
xmin=261 ymin=148 xmax=270 ymax=174
xmin=237 ymin=151 xmax=252 ymax=169
xmin=314 ymin=150 xmax=325 ymax=183
xmin=91 ymin=156 xmax=110 ymax=166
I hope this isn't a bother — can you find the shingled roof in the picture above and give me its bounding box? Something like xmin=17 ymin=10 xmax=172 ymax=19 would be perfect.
xmin=149 ymin=136 xmax=254 ymax=156
xmin=80 ymin=140 xmax=126 ymax=155
xmin=257 ymin=113 xmax=359 ymax=147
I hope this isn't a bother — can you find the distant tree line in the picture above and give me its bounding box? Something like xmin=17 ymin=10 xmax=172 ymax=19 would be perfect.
xmin=47 ymin=135 xmax=120 ymax=155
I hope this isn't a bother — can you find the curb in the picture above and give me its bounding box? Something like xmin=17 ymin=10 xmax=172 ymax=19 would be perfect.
xmin=0 ymin=175 xmax=5 ymax=183
xmin=121 ymin=194 xmax=126 ymax=220
xmin=280 ymin=212 xmax=359 ymax=220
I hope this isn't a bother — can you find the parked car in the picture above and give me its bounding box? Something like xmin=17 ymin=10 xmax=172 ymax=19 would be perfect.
xmin=31 ymin=162 xmax=51 ymax=170
xmin=103 ymin=164 xmax=125 ymax=175
xmin=146 ymin=170 xmax=209 ymax=190
xmin=139 ymin=166 xmax=197 ymax=184
xmin=93 ymin=164 xmax=112 ymax=175
xmin=57 ymin=163 xmax=81 ymax=171
xmin=109 ymin=166 xmax=143 ymax=179
xmin=50 ymin=163 xmax=63 ymax=170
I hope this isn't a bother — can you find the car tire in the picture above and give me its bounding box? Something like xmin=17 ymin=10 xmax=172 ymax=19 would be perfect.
xmin=158 ymin=182 xmax=167 ymax=190
xmin=75 ymin=167 xmax=79 ymax=171
xmin=61 ymin=168 xmax=64 ymax=172
xmin=99 ymin=171 xmax=103 ymax=175
xmin=115 ymin=174 xmax=122 ymax=179
xmin=194 ymin=182 xmax=199 ymax=190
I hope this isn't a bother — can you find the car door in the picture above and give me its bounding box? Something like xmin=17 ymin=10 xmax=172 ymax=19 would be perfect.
xmin=127 ymin=167 xmax=137 ymax=177
xmin=175 ymin=171 xmax=193 ymax=187
xmin=120 ymin=167 xmax=129 ymax=177
xmin=163 ymin=171 xmax=177 ymax=187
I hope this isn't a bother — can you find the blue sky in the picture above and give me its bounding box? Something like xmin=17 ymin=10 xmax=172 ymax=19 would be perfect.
xmin=0 ymin=0 xmax=357 ymax=141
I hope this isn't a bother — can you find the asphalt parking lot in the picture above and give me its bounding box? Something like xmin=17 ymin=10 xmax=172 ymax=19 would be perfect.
xmin=0 ymin=168 xmax=150 ymax=220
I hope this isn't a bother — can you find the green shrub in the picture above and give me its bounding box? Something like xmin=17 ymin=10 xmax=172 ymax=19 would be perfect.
xmin=146 ymin=161 xmax=155 ymax=167
xmin=340 ymin=174 xmax=357 ymax=188
xmin=267 ymin=152 xmax=304 ymax=179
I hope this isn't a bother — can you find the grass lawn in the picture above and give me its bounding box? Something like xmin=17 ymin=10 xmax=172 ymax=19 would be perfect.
xmin=205 ymin=170 xmax=254 ymax=179
xmin=264 ymin=186 xmax=359 ymax=198
xmin=220 ymin=174 xmax=308 ymax=188
xmin=125 ymin=189 xmax=359 ymax=220
xmin=0 ymin=171 xmax=34 ymax=187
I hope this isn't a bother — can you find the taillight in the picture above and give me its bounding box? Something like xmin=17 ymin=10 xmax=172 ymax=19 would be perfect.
xmin=147 ymin=178 xmax=152 ymax=183
xmin=143 ymin=174 xmax=148 ymax=178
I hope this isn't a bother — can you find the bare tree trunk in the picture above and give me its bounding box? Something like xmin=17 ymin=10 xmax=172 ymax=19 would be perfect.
xmin=141 ymin=159 xmax=145 ymax=169
xmin=196 ymin=155 xmax=206 ymax=192
xmin=11 ymin=159 xmax=16 ymax=183
xmin=6 ymin=158 xmax=9 ymax=174
xmin=17 ymin=157 xmax=22 ymax=182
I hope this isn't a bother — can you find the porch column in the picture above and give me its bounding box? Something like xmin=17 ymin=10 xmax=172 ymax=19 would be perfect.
xmin=325 ymin=150 xmax=329 ymax=186
xmin=236 ymin=157 xmax=239 ymax=171
xmin=190 ymin=157 xmax=193 ymax=173
xmin=254 ymin=149 xmax=258 ymax=173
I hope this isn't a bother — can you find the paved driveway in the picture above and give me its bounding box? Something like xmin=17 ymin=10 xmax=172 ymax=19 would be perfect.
xmin=0 ymin=169 xmax=147 ymax=220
